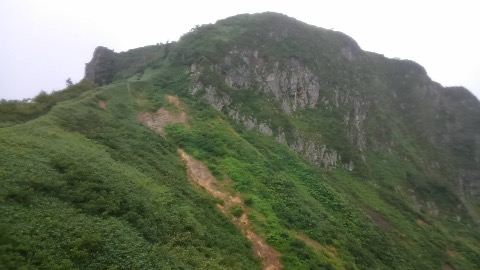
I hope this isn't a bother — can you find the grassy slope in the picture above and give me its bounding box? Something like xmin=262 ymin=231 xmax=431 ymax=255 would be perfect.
xmin=0 ymin=81 xmax=259 ymax=269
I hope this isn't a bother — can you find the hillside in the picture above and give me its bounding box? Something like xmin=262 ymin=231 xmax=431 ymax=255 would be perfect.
xmin=1 ymin=12 xmax=479 ymax=269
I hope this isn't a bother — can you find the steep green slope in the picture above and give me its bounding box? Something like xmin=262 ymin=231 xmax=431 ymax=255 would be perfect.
xmin=1 ymin=12 xmax=479 ymax=270
xmin=0 ymin=84 xmax=259 ymax=269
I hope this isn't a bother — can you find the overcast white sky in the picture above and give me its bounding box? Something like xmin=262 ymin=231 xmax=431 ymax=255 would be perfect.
xmin=1 ymin=0 xmax=479 ymax=100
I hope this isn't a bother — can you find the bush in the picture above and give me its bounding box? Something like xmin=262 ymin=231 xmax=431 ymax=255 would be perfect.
xmin=244 ymin=196 xmax=254 ymax=206
xmin=230 ymin=205 xmax=243 ymax=218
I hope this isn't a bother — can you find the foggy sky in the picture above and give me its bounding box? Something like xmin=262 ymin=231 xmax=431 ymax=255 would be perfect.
xmin=1 ymin=0 xmax=479 ymax=100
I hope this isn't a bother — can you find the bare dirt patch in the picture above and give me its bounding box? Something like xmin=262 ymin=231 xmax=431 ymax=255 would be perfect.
xmin=165 ymin=95 xmax=181 ymax=108
xmin=178 ymin=149 xmax=239 ymax=203
xmin=446 ymin=249 xmax=460 ymax=258
xmin=416 ymin=219 xmax=430 ymax=227
xmin=443 ymin=262 xmax=456 ymax=270
xmin=99 ymin=100 xmax=107 ymax=109
xmin=138 ymin=108 xmax=188 ymax=135
xmin=178 ymin=149 xmax=282 ymax=270
xmin=138 ymin=95 xmax=188 ymax=135
xmin=246 ymin=230 xmax=283 ymax=270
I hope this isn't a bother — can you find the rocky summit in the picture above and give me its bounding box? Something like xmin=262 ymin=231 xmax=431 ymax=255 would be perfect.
xmin=1 ymin=12 xmax=479 ymax=269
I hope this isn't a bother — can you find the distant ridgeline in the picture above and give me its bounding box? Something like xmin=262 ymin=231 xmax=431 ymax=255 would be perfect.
xmin=1 ymin=12 xmax=479 ymax=270
xmin=84 ymin=43 xmax=170 ymax=85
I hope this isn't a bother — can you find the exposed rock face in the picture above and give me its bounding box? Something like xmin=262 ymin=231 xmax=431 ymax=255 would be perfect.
xmin=189 ymin=49 xmax=365 ymax=169
xmin=459 ymin=170 xmax=480 ymax=197
xmin=258 ymin=122 xmax=273 ymax=136
xmin=426 ymin=201 xmax=440 ymax=216
xmin=223 ymin=49 xmax=320 ymax=115
xmin=228 ymin=107 xmax=342 ymax=168
xmin=342 ymin=91 xmax=368 ymax=152
xmin=85 ymin=46 xmax=116 ymax=85
xmin=263 ymin=59 xmax=320 ymax=114
xmin=227 ymin=109 xmax=258 ymax=131
xmin=188 ymin=42 xmax=479 ymax=193
xmin=290 ymin=131 xmax=341 ymax=168
xmin=205 ymin=86 xmax=231 ymax=111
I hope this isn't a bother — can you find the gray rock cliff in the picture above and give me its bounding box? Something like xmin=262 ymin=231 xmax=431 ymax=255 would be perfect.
xmin=85 ymin=46 xmax=116 ymax=85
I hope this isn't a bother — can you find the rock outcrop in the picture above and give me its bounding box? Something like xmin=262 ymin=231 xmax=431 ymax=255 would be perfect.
xmin=189 ymin=49 xmax=367 ymax=169
xmin=85 ymin=46 xmax=116 ymax=85
xmin=223 ymin=49 xmax=321 ymax=115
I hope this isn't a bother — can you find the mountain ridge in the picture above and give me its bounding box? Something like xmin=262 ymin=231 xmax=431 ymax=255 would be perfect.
xmin=1 ymin=12 xmax=479 ymax=269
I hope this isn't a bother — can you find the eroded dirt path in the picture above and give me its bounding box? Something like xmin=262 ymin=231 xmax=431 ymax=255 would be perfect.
xmin=178 ymin=149 xmax=283 ymax=270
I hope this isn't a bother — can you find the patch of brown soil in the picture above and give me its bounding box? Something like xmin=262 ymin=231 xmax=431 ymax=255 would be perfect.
xmin=165 ymin=95 xmax=181 ymax=108
xmin=178 ymin=149 xmax=282 ymax=270
xmin=178 ymin=149 xmax=238 ymax=203
xmin=443 ymin=262 xmax=456 ymax=270
xmin=138 ymin=108 xmax=188 ymax=134
xmin=99 ymin=100 xmax=106 ymax=109
xmin=138 ymin=95 xmax=188 ymax=135
xmin=416 ymin=219 xmax=429 ymax=227
xmin=246 ymin=230 xmax=283 ymax=270
xmin=295 ymin=232 xmax=336 ymax=257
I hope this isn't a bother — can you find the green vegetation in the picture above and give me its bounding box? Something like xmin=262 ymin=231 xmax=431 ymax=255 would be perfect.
xmin=0 ymin=80 xmax=96 ymax=127
xmin=162 ymin=93 xmax=479 ymax=269
xmin=1 ymin=12 xmax=479 ymax=270
xmin=0 ymin=81 xmax=259 ymax=269
xmin=230 ymin=205 xmax=243 ymax=218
